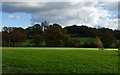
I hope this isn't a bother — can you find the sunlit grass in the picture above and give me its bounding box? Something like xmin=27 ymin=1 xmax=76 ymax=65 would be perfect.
xmin=2 ymin=48 xmax=118 ymax=73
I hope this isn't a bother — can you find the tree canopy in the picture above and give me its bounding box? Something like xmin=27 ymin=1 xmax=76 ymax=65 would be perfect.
xmin=2 ymin=24 xmax=120 ymax=48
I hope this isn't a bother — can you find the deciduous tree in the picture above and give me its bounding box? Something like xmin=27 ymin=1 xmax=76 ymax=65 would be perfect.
xmin=10 ymin=27 xmax=26 ymax=46
xmin=94 ymin=36 xmax=104 ymax=50
xmin=44 ymin=24 xmax=70 ymax=47
xmin=33 ymin=24 xmax=43 ymax=46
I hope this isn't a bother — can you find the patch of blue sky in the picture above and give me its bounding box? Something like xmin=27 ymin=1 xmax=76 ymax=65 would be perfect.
xmin=2 ymin=12 xmax=32 ymax=29
xmin=108 ymin=11 xmax=118 ymax=19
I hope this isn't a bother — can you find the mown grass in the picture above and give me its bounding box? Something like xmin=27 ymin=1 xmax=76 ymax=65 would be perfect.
xmin=2 ymin=48 xmax=118 ymax=73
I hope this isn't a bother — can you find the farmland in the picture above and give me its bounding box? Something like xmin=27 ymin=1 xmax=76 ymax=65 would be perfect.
xmin=2 ymin=48 xmax=119 ymax=73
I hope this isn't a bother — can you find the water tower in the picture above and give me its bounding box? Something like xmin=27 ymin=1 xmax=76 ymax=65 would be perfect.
xmin=41 ymin=21 xmax=49 ymax=31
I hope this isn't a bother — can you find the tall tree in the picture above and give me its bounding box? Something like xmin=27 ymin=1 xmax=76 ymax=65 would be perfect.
xmin=10 ymin=27 xmax=26 ymax=46
xmin=33 ymin=24 xmax=43 ymax=46
xmin=44 ymin=24 xmax=70 ymax=47
xmin=2 ymin=27 xmax=13 ymax=46
xmin=100 ymin=31 xmax=116 ymax=48
xmin=26 ymin=26 xmax=33 ymax=39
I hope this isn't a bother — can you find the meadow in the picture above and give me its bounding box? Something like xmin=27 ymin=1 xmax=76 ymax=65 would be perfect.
xmin=2 ymin=48 xmax=119 ymax=73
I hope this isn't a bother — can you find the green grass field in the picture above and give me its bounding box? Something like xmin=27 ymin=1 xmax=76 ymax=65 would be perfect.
xmin=2 ymin=48 xmax=119 ymax=73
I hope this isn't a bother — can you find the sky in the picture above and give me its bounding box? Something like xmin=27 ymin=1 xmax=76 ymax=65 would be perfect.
xmin=0 ymin=0 xmax=119 ymax=30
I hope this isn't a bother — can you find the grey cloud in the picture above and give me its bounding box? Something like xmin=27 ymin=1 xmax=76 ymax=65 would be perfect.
xmin=2 ymin=2 xmax=118 ymax=29
xmin=101 ymin=2 xmax=118 ymax=11
xmin=2 ymin=2 xmax=78 ymax=13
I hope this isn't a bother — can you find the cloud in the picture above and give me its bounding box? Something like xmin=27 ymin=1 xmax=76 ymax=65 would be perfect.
xmin=8 ymin=14 xmax=20 ymax=19
xmin=8 ymin=14 xmax=14 ymax=19
xmin=100 ymin=2 xmax=118 ymax=11
xmin=2 ymin=2 xmax=118 ymax=29
xmin=1 ymin=0 xmax=119 ymax=2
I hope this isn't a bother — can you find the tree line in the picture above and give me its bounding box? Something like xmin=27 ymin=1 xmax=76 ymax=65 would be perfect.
xmin=64 ymin=25 xmax=120 ymax=48
xmin=1 ymin=23 xmax=120 ymax=48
